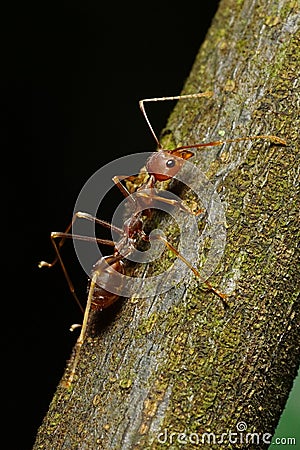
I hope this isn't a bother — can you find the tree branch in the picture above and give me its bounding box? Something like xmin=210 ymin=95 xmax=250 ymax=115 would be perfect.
xmin=33 ymin=0 xmax=300 ymax=448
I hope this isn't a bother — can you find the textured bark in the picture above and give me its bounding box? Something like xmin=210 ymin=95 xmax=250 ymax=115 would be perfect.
xmin=33 ymin=0 xmax=300 ymax=449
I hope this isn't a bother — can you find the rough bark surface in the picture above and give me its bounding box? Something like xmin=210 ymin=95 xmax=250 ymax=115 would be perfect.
xmin=33 ymin=0 xmax=300 ymax=449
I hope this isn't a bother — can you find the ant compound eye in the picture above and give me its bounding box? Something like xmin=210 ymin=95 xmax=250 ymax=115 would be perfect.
xmin=166 ymin=159 xmax=176 ymax=168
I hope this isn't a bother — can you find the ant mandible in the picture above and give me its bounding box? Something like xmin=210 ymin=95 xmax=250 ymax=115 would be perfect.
xmin=39 ymin=91 xmax=286 ymax=386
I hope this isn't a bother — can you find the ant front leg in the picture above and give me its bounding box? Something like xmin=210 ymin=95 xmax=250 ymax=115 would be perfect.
xmin=112 ymin=175 xmax=132 ymax=198
xmin=113 ymin=171 xmax=204 ymax=217
xmin=134 ymin=190 xmax=204 ymax=216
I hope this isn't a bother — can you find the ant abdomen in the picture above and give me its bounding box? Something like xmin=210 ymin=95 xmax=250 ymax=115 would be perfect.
xmin=91 ymin=256 xmax=125 ymax=311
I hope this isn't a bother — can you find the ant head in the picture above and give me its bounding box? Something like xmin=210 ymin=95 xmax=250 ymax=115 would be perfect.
xmin=146 ymin=148 xmax=194 ymax=182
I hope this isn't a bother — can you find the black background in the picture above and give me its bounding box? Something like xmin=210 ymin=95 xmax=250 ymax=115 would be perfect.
xmin=1 ymin=2 xmax=220 ymax=448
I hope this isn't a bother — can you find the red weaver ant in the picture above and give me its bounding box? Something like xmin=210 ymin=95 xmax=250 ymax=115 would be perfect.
xmin=39 ymin=92 xmax=286 ymax=386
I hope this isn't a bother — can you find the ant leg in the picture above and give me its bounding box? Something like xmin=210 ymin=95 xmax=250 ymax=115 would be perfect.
xmin=46 ymin=231 xmax=84 ymax=313
xmin=39 ymin=212 xmax=123 ymax=311
xmin=39 ymin=211 xmax=123 ymax=269
xmin=38 ymin=215 xmax=75 ymax=269
xmin=64 ymin=270 xmax=98 ymax=387
xmin=112 ymin=176 xmax=138 ymax=211
xmin=112 ymin=173 xmax=203 ymax=216
xmin=154 ymin=233 xmax=228 ymax=305
xmin=75 ymin=212 xmax=124 ymax=235
xmin=139 ymin=92 xmax=214 ymax=148
xmin=135 ymin=191 xmax=204 ymax=216
xmin=65 ymin=252 xmax=127 ymax=387
xmin=43 ymin=231 xmax=117 ymax=313
xmin=113 ymin=175 xmax=198 ymax=215
xmin=112 ymin=175 xmax=131 ymax=198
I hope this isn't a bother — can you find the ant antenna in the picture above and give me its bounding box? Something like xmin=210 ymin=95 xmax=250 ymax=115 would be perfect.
xmin=139 ymin=92 xmax=213 ymax=149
